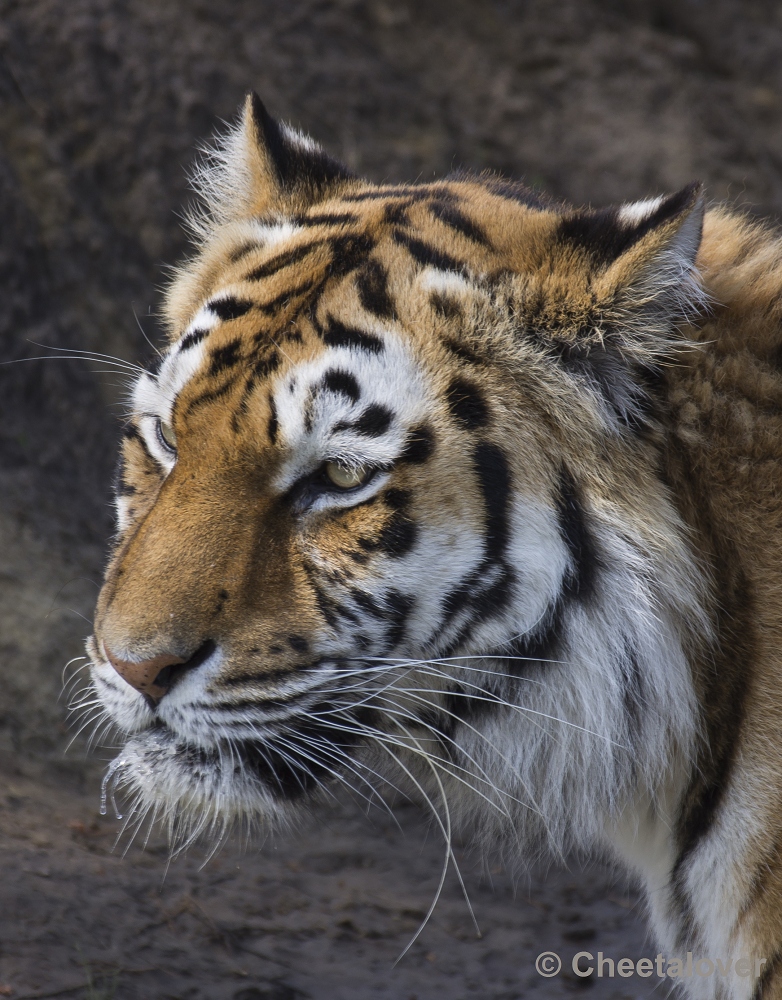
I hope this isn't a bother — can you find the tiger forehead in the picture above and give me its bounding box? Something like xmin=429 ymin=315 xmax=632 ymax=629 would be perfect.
xmin=155 ymin=179 xmax=579 ymax=442
xmin=173 ymin=178 xmax=561 ymax=341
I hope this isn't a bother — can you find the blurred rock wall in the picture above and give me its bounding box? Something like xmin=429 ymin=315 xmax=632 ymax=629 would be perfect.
xmin=1 ymin=0 xmax=781 ymax=753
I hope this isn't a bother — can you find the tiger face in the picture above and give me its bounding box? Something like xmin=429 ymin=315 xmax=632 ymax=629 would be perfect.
xmin=89 ymin=94 xmax=706 ymax=849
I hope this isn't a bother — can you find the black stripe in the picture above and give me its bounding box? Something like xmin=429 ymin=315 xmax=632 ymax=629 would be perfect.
xmin=445 ymin=377 xmax=490 ymax=430
xmin=399 ymin=425 xmax=435 ymax=464
xmin=384 ymin=200 xmax=414 ymax=225
xmin=393 ymin=230 xmax=468 ymax=276
xmin=267 ymin=397 xmax=278 ymax=445
xmin=430 ymin=200 xmax=491 ymax=246
xmin=179 ymin=328 xmax=209 ymax=352
xmin=245 ymin=243 xmax=317 ymax=281
xmin=356 ymin=259 xmax=396 ymax=319
xmin=376 ymin=511 xmax=418 ymax=559
xmin=383 ymin=590 xmax=415 ymax=650
xmin=558 ymin=184 xmax=699 ymax=267
xmin=473 ymin=442 xmax=511 ymax=562
xmin=671 ymin=555 xmax=753 ymax=946
xmin=507 ymin=598 xmax=563 ymax=663
xmin=477 ymin=175 xmax=552 ymax=210
xmin=328 ymin=234 xmax=375 ymax=278
xmin=112 ymin=455 xmax=136 ymax=497
xmin=350 ymin=587 xmax=387 ymax=619
xmin=259 ymin=278 xmax=319 ymax=314
xmin=322 ymin=317 xmax=383 ymax=354
xmin=294 ymin=212 xmax=359 ymax=227
xmin=209 ymin=297 xmax=254 ymax=321
xmin=555 ymin=467 xmax=597 ymax=600
xmin=441 ymin=337 xmax=483 ymax=365
xmin=209 ymin=338 xmax=243 ymax=376
xmin=229 ymin=241 xmax=263 ymax=263
xmin=431 ymin=294 xmax=463 ymax=321
xmin=121 ymin=421 xmax=158 ymax=467
xmin=342 ymin=186 xmax=452 ymax=203
xmin=753 ymin=950 xmax=782 ymax=999
xmin=185 ymin=378 xmax=235 ymax=413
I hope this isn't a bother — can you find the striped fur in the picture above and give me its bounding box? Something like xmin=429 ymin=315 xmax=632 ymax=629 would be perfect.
xmin=86 ymin=94 xmax=782 ymax=996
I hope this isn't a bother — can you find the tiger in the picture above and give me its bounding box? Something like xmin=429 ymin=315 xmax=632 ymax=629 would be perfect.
xmin=85 ymin=92 xmax=782 ymax=997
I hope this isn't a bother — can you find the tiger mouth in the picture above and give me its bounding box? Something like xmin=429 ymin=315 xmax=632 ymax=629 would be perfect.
xmin=111 ymin=700 xmax=380 ymax=809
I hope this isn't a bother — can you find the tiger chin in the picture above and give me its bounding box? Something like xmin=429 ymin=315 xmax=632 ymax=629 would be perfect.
xmin=85 ymin=91 xmax=782 ymax=996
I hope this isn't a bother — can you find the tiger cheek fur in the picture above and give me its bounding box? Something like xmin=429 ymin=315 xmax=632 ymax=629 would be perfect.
xmin=85 ymin=92 xmax=782 ymax=996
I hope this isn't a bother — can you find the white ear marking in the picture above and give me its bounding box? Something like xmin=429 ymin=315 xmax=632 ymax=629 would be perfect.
xmin=618 ymin=197 xmax=664 ymax=225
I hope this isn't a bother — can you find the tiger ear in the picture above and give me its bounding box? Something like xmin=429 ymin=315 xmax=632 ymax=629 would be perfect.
xmin=547 ymin=185 xmax=706 ymax=430
xmin=566 ymin=182 xmax=706 ymax=331
xmin=189 ymin=92 xmax=353 ymax=235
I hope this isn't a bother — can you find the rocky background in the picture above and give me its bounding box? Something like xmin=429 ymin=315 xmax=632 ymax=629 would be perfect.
xmin=0 ymin=1 xmax=781 ymax=997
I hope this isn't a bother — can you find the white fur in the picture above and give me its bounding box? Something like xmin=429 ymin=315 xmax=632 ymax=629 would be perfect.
xmin=618 ymin=196 xmax=664 ymax=224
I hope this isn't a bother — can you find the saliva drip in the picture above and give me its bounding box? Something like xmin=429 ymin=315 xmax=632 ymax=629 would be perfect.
xmin=100 ymin=756 xmax=127 ymax=819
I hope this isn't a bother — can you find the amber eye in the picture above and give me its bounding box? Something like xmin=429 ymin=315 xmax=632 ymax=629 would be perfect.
xmin=156 ymin=417 xmax=177 ymax=453
xmin=324 ymin=461 xmax=371 ymax=490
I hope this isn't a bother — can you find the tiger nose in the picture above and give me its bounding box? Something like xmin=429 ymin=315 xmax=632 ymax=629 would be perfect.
xmin=104 ymin=648 xmax=187 ymax=702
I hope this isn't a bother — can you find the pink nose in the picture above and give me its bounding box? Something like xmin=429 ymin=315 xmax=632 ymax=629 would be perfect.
xmin=105 ymin=648 xmax=186 ymax=702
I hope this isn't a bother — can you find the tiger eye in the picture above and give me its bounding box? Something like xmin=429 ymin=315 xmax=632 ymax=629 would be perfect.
xmin=325 ymin=461 xmax=370 ymax=489
xmin=158 ymin=418 xmax=177 ymax=452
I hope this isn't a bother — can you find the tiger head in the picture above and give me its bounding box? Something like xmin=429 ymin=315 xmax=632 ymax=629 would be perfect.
xmin=88 ymin=94 xmax=707 ymax=848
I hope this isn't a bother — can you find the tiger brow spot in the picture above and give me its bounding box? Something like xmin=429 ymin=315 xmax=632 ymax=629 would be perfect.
xmin=322 ymin=369 xmax=360 ymax=403
xmin=287 ymin=635 xmax=309 ymax=653
xmin=209 ymin=298 xmax=254 ymax=321
xmin=180 ymin=328 xmax=209 ymax=352
xmin=445 ymin=376 xmax=490 ymax=429
xmin=269 ymin=644 xmax=284 ymax=655
xmin=356 ymin=259 xmax=396 ymax=319
xmin=334 ymin=403 xmax=392 ymax=437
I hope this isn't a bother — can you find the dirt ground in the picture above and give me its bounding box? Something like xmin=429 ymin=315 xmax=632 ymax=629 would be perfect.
xmin=2 ymin=1 xmax=782 ymax=997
